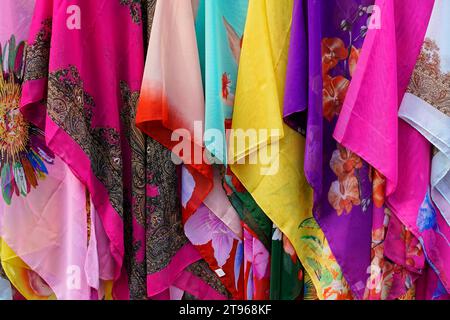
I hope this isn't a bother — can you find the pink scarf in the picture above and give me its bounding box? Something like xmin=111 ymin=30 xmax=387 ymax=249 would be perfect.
xmin=334 ymin=0 xmax=450 ymax=295
xmin=20 ymin=0 xmax=146 ymax=299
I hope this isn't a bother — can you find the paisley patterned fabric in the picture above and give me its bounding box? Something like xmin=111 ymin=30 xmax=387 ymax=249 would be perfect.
xmin=19 ymin=0 xmax=148 ymax=299
xmin=1 ymin=0 xmax=107 ymax=301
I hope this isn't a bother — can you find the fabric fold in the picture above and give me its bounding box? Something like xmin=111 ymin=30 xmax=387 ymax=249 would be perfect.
xmin=393 ymin=1 xmax=450 ymax=293
xmin=333 ymin=0 xmax=434 ymax=196
xmin=2 ymin=0 xmax=112 ymax=300
xmin=283 ymin=0 xmax=383 ymax=299
xmin=137 ymin=0 xmax=241 ymax=299
xmin=136 ymin=0 xmax=213 ymax=218
xmin=19 ymin=0 xmax=150 ymax=299
xmin=396 ymin=1 xmax=450 ymax=225
xmin=332 ymin=0 xmax=444 ymax=296
xmin=230 ymin=0 xmax=351 ymax=300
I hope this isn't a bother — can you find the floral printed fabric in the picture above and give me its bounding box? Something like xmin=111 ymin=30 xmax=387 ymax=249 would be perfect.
xmin=137 ymin=0 xmax=239 ymax=299
xmin=311 ymin=2 xmax=373 ymax=299
xmin=270 ymin=225 xmax=304 ymax=300
xmin=399 ymin=0 xmax=450 ymax=232
xmin=1 ymin=0 xmax=449 ymax=301
xmin=333 ymin=0 xmax=439 ymax=298
xmin=1 ymin=0 xmax=112 ymax=300
xmin=230 ymin=0 xmax=351 ymax=300
xmin=202 ymin=0 xmax=304 ymax=300
xmin=19 ymin=0 xmax=150 ymax=299
xmin=364 ymin=204 xmax=425 ymax=300
xmin=283 ymin=0 xmax=375 ymax=299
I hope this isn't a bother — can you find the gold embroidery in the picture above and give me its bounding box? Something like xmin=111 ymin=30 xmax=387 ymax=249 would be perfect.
xmin=24 ymin=19 xmax=52 ymax=82
xmin=408 ymin=38 xmax=450 ymax=117
xmin=141 ymin=0 xmax=157 ymax=45
xmin=120 ymin=0 xmax=142 ymax=24
xmin=47 ymin=66 xmax=125 ymax=218
xmin=86 ymin=189 xmax=91 ymax=244
xmin=120 ymin=81 xmax=145 ymax=226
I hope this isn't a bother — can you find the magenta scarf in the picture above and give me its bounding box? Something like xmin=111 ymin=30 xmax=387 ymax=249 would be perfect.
xmin=20 ymin=0 xmax=146 ymax=299
xmin=333 ymin=0 xmax=450 ymax=296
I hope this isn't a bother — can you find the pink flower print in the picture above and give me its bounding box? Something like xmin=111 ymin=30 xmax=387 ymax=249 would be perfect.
xmin=244 ymin=229 xmax=270 ymax=280
xmin=365 ymin=263 xmax=383 ymax=297
xmin=181 ymin=165 xmax=195 ymax=209
xmin=185 ymin=206 xmax=239 ymax=267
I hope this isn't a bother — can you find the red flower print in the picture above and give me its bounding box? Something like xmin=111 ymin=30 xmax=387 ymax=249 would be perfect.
xmin=372 ymin=168 xmax=386 ymax=208
xmin=330 ymin=144 xmax=363 ymax=181
xmin=349 ymin=46 xmax=360 ymax=77
xmin=222 ymin=72 xmax=231 ymax=100
xmin=298 ymin=269 xmax=304 ymax=281
xmin=224 ymin=119 xmax=232 ymax=131
xmin=282 ymin=234 xmax=297 ymax=264
xmin=323 ymin=75 xmax=350 ymax=121
xmin=221 ymin=73 xmax=235 ymax=107
xmin=322 ymin=37 xmax=347 ymax=75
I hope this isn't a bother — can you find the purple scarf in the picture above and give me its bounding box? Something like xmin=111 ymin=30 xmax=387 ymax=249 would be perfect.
xmin=284 ymin=0 xmax=375 ymax=298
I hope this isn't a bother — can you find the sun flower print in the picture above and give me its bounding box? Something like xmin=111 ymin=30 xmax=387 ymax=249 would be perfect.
xmin=0 ymin=35 xmax=54 ymax=205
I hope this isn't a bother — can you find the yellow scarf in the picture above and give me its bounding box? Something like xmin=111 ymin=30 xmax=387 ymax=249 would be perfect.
xmin=230 ymin=0 xmax=352 ymax=300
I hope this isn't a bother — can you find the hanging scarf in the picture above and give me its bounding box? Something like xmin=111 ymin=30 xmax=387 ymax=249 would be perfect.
xmin=395 ymin=1 xmax=450 ymax=294
xmin=333 ymin=0 xmax=442 ymax=295
xmin=229 ymin=0 xmax=350 ymax=300
xmin=0 ymin=0 xmax=37 ymax=301
xmin=1 ymin=0 xmax=118 ymax=300
xmin=398 ymin=1 xmax=450 ymax=230
xmin=137 ymin=0 xmax=239 ymax=299
xmin=19 ymin=0 xmax=150 ymax=299
xmin=283 ymin=0 xmax=376 ymax=299
xmin=203 ymin=0 xmax=281 ymax=300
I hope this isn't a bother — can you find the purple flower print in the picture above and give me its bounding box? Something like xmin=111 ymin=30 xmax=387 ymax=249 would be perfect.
xmin=181 ymin=165 xmax=195 ymax=209
xmin=185 ymin=205 xmax=240 ymax=267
